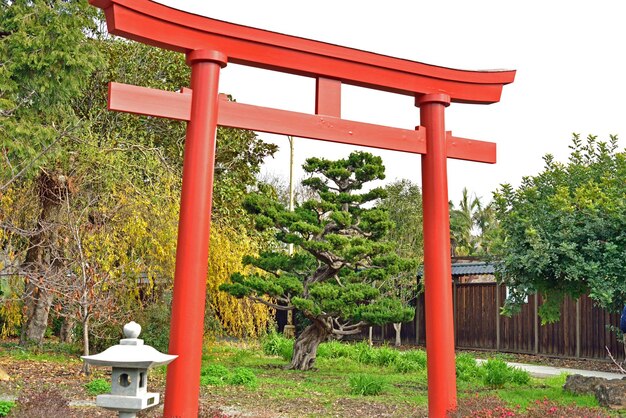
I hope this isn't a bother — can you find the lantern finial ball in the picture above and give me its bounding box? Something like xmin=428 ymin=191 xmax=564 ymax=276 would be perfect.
xmin=123 ymin=321 xmax=141 ymax=339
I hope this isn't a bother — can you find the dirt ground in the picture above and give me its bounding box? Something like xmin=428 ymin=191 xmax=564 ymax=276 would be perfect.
xmin=0 ymin=349 xmax=623 ymax=417
xmin=0 ymin=356 xmax=429 ymax=417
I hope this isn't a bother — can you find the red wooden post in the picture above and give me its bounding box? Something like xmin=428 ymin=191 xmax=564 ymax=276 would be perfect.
xmin=418 ymin=93 xmax=457 ymax=416
xmin=164 ymin=49 xmax=227 ymax=418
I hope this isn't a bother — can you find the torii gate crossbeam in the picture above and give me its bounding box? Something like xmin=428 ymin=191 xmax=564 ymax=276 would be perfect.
xmin=89 ymin=1 xmax=515 ymax=417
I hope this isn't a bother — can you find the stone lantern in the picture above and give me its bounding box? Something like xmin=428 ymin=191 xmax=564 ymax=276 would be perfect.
xmin=82 ymin=321 xmax=177 ymax=418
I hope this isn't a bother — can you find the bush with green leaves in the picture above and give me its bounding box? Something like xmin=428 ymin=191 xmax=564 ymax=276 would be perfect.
xmin=509 ymin=365 xmax=531 ymax=385
xmin=200 ymin=364 xmax=230 ymax=386
xmin=349 ymin=374 xmax=386 ymax=396
xmin=455 ymin=353 xmax=483 ymax=382
xmin=399 ymin=349 xmax=427 ymax=369
xmin=481 ymin=358 xmax=530 ymax=388
xmin=392 ymin=349 xmax=427 ymax=374
xmin=317 ymin=340 xmax=353 ymax=359
xmin=372 ymin=346 xmax=401 ymax=367
xmin=394 ymin=357 xmax=422 ymax=373
xmin=200 ymin=365 xmax=257 ymax=388
xmin=261 ymin=331 xmax=293 ymax=361
xmin=227 ymin=367 xmax=257 ymax=387
xmin=0 ymin=401 xmax=15 ymax=417
xmin=495 ymin=135 xmax=626 ymax=323
xmin=84 ymin=378 xmax=111 ymax=396
xmin=350 ymin=342 xmax=377 ymax=364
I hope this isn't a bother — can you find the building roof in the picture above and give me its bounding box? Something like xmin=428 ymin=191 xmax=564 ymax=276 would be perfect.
xmin=450 ymin=262 xmax=495 ymax=276
xmin=417 ymin=261 xmax=496 ymax=277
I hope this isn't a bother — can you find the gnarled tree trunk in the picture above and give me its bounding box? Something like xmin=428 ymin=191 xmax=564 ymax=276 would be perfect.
xmin=287 ymin=321 xmax=330 ymax=371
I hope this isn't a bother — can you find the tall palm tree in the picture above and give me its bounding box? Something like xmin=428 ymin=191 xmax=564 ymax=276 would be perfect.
xmin=449 ymin=188 xmax=480 ymax=256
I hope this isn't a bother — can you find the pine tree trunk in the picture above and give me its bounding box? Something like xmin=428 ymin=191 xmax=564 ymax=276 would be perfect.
xmin=287 ymin=322 xmax=330 ymax=370
xmin=393 ymin=323 xmax=402 ymax=347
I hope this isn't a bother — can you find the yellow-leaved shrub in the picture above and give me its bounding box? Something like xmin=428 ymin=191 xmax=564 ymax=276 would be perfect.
xmin=207 ymin=223 xmax=272 ymax=338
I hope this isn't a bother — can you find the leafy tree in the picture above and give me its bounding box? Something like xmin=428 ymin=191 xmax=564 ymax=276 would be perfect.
xmin=494 ymin=134 xmax=626 ymax=323
xmin=221 ymin=152 xmax=415 ymax=370
xmin=379 ymin=179 xmax=423 ymax=260
xmin=0 ymin=0 xmax=104 ymax=344
xmin=0 ymin=2 xmax=277 ymax=348
xmin=378 ymin=179 xmax=422 ymax=345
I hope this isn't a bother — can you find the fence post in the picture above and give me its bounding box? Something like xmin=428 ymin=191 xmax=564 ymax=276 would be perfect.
xmin=453 ymin=279 xmax=458 ymax=346
xmin=496 ymin=283 xmax=501 ymax=351
xmin=534 ymin=293 xmax=539 ymax=354
xmin=576 ymin=298 xmax=581 ymax=358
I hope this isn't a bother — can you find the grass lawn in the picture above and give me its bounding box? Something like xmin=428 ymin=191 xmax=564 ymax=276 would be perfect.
xmin=195 ymin=334 xmax=615 ymax=417
xmin=0 ymin=335 xmax=621 ymax=417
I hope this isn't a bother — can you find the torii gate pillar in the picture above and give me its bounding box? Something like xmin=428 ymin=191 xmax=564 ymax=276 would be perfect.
xmin=164 ymin=50 xmax=226 ymax=418
xmin=418 ymin=93 xmax=457 ymax=410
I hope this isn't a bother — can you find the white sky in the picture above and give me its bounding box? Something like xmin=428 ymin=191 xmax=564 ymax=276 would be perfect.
xmin=156 ymin=0 xmax=626 ymax=204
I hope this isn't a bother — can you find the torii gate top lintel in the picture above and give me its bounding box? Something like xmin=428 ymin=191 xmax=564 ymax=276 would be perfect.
xmin=90 ymin=0 xmax=515 ymax=104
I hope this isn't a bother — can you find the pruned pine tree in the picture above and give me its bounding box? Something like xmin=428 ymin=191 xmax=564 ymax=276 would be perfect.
xmin=221 ymin=152 xmax=415 ymax=370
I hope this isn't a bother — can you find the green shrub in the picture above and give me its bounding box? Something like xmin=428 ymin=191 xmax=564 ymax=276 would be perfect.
xmin=349 ymin=374 xmax=386 ymax=396
xmin=482 ymin=359 xmax=509 ymax=388
xmin=84 ymin=378 xmax=111 ymax=396
xmin=136 ymin=300 xmax=171 ymax=353
xmin=0 ymin=401 xmax=15 ymax=417
xmin=262 ymin=331 xmax=293 ymax=361
xmin=400 ymin=350 xmax=427 ymax=369
xmin=481 ymin=358 xmax=530 ymax=388
xmin=200 ymin=375 xmax=227 ymax=386
xmin=455 ymin=353 xmax=482 ymax=382
xmin=227 ymin=367 xmax=257 ymax=387
xmin=509 ymin=366 xmax=531 ymax=385
xmin=351 ymin=341 xmax=377 ymax=364
xmin=393 ymin=358 xmax=422 ymax=373
xmin=373 ymin=346 xmax=400 ymax=366
xmin=317 ymin=340 xmax=353 ymax=359
xmin=201 ymin=364 xmax=229 ymax=380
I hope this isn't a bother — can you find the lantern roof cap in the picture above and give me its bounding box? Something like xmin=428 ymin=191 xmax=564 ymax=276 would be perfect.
xmin=82 ymin=321 xmax=177 ymax=369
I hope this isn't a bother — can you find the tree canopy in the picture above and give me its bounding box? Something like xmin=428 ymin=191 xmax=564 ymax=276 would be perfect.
xmin=0 ymin=1 xmax=276 ymax=348
xmin=494 ymin=135 xmax=626 ymax=323
xmin=221 ymin=152 xmax=415 ymax=370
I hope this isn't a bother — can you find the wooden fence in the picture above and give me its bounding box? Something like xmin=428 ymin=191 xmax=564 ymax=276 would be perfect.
xmin=360 ymin=282 xmax=624 ymax=360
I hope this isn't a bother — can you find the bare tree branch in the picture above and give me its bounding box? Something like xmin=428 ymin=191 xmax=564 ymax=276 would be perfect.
xmin=249 ymin=296 xmax=294 ymax=311
xmin=605 ymin=346 xmax=626 ymax=374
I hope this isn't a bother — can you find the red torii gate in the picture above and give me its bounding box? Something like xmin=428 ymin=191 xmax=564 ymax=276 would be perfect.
xmin=90 ymin=1 xmax=515 ymax=416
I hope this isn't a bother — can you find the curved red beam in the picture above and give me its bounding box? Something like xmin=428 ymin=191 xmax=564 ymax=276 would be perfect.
xmin=90 ymin=0 xmax=515 ymax=104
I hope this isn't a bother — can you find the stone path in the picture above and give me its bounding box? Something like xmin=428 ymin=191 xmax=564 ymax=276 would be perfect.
xmin=475 ymin=359 xmax=625 ymax=380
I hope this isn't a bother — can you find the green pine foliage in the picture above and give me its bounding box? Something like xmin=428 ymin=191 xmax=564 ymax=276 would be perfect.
xmin=221 ymin=152 xmax=416 ymax=369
